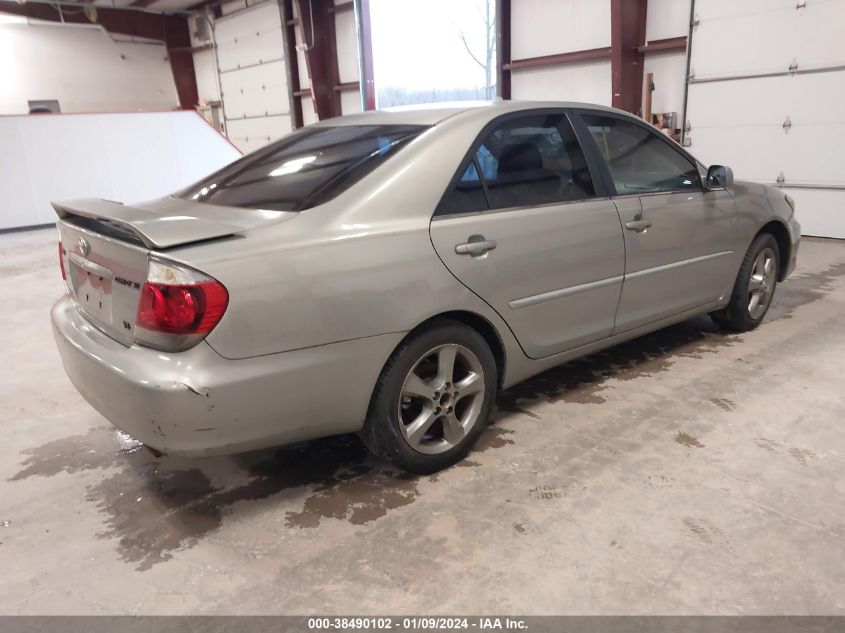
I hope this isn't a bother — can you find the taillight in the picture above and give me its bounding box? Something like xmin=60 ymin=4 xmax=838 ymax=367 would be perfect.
xmin=59 ymin=241 xmax=66 ymax=280
xmin=134 ymin=258 xmax=228 ymax=352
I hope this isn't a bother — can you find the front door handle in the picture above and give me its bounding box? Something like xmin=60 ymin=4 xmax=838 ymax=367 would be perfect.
xmin=455 ymin=235 xmax=497 ymax=257
xmin=625 ymin=218 xmax=653 ymax=233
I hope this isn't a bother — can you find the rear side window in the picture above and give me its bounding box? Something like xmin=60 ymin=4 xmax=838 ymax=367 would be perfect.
xmin=581 ymin=113 xmax=701 ymax=194
xmin=179 ymin=124 xmax=427 ymax=211
xmin=438 ymin=113 xmax=595 ymax=215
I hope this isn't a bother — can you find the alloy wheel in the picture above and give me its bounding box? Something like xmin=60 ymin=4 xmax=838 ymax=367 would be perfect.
xmin=748 ymin=246 xmax=776 ymax=320
xmin=397 ymin=343 xmax=486 ymax=455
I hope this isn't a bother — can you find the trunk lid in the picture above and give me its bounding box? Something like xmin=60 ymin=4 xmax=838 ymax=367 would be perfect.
xmin=55 ymin=196 xmax=294 ymax=346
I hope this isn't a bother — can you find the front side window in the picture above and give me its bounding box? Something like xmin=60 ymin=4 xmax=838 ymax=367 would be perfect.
xmin=581 ymin=113 xmax=701 ymax=195
xmin=180 ymin=124 xmax=427 ymax=212
xmin=438 ymin=112 xmax=595 ymax=215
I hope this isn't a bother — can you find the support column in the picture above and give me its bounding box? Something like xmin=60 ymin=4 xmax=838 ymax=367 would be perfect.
xmin=610 ymin=0 xmax=648 ymax=114
xmin=496 ymin=0 xmax=511 ymax=99
xmin=294 ymin=0 xmax=341 ymax=120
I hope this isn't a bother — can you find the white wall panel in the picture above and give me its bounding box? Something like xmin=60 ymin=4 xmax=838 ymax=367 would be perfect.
xmin=512 ymin=0 xmax=610 ymax=60
xmin=215 ymin=4 xmax=285 ymax=71
xmin=0 ymin=21 xmax=177 ymax=114
xmin=225 ymin=115 xmax=292 ymax=153
xmin=0 ymin=112 xmax=241 ymax=230
xmin=684 ymin=0 xmax=845 ymax=238
xmin=341 ymin=90 xmax=363 ymax=115
xmin=645 ymin=0 xmax=690 ymax=42
xmin=215 ymin=2 xmax=292 ymax=152
xmin=511 ymin=61 xmax=612 ymax=106
xmin=193 ymin=48 xmax=222 ymax=104
xmin=220 ymin=60 xmax=290 ymax=118
xmin=335 ymin=9 xmax=361 ymax=84
xmin=780 ymin=189 xmax=845 ymax=239
xmin=691 ymin=0 xmax=845 ymax=80
xmin=643 ymin=52 xmax=686 ymax=115
xmin=686 ymin=72 xmax=845 ymax=185
xmin=301 ymin=95 xmax=318 ymax=126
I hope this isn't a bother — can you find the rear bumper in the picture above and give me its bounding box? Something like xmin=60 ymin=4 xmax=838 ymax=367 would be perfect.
xmin=51 ymin=295 xmax=403 ymax=456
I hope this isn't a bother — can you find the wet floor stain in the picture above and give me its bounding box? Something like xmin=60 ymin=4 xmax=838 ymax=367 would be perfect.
xmin=753 ymin=438 xmax=816 ymax=466
xmin=710 ymin=397 xmax=736 ymax=412
xmin=284 ymin=467 xmax=419 ymax=529
xmin=767 ymin=262 xmax=845 ymax=321
xmin=87 ymin=435 xmax=422 ymax=569
xmin=683 ymin=516 xmax=724 ymax=546
xmin=497 ymin=317 xmax=736 ymax=418
xmin=675 ymin=432 xmax=705 ymax=448
xmin=529 ymin=484 xmax=561 ymax=500
xmin=9 ymin=428 xmax=137 ymax=481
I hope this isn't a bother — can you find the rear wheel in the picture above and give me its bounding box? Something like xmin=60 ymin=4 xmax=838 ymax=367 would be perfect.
xmin=361 ymin=320 xmax=497 ymax=474
xmin=711 ymin=233 xmax=780 ymax=332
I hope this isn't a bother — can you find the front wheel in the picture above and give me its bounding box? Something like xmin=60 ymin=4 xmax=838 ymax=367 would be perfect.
xmin=361 ymin=320 xmax=497 ymax=474
xmin=711 ymin=233 xmax=780 ymax=332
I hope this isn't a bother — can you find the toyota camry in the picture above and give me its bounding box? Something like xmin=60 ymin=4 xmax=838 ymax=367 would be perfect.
xmin=51 ymin=101 xmax=801 ymax=473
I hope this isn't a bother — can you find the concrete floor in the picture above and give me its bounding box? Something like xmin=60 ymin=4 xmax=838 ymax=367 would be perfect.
xmin=1 ymin=228 xmax=844 ymax=615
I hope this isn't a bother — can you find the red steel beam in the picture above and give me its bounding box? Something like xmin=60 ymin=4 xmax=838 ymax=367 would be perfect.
xmin=610 ymin=0 xmax=648 ymax=114
xmin=636 ymin=35 xmax=687 ymax=54
xmin=504 ymin=46 xmax=612 ymax=71
xmin=496 ymin=0 xmax=511 ymax=99
xmin=294 ymin=0 xmax=341 ymax=120
xmin=0 ymin=1 xmax=198 ymax=109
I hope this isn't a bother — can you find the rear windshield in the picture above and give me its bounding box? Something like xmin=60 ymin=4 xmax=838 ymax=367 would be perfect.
xmin=179 ymin=124 xmax=428 ymax=211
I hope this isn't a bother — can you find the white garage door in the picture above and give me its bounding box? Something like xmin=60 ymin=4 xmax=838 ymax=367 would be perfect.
xmin=215 ymin=1 xmax=293 ymax=154
xmin=683 ymin=0 xmax=845 ymax=238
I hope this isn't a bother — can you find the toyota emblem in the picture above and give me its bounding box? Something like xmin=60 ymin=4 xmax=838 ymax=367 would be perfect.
xmin=77 ymin=237 xmax=90 ymax=257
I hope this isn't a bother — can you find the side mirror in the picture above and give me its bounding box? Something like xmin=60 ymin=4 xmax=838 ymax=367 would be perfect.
xmin=707 ymin=165 xmax=734 ymax=189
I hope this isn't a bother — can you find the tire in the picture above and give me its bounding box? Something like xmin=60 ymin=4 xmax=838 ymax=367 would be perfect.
xmin=711 ymin=233 xmax=780 ymax=332
xmin=360 ymin=319 xmax=498 ymax=474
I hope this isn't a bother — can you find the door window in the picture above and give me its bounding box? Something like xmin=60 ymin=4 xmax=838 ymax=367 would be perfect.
xmin=582 ymin=113 xmax=701 ymax=195
xmin=438 ymin=113 xmax=595 ymax=215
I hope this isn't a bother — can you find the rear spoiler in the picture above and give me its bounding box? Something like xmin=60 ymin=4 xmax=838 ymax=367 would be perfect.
xmin=52 ymin=198 xmax=290 ymax=249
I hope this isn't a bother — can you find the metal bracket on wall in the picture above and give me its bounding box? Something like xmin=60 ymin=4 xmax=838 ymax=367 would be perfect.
xmin=777 ymin=172 xmax=786 ymax=185
xmin=783 ymin=116 xmax=792 ymax=133
xmin=796 ymin=0 xmax=807 ymax=10
xmin=789 ymin=59 xmax=799 ymax=74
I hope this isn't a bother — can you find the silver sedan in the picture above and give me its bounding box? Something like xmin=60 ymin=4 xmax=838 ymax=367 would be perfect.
xmin=51 ymin=101 xmax=800 ymax=473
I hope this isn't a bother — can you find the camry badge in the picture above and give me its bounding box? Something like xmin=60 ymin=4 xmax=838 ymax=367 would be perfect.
xmin=77 ymin=237 xmax=90 ymax=257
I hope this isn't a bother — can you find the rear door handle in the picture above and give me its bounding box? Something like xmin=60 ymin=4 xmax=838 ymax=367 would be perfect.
xmin=625 ymin=218 xmax=653 ymax=233
xmin=455 ymin=235 xmax=497 ymax=256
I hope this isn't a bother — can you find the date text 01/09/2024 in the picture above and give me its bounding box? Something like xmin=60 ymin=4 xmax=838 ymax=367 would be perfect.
xmin=306 ymin=617 xmax=528 ymax=630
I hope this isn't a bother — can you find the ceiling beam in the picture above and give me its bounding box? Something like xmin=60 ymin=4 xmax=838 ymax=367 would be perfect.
xmin=0 ymin=1 xmax=198 ymax=109
xmin=610 ymin=0 xmax=648 ymax=114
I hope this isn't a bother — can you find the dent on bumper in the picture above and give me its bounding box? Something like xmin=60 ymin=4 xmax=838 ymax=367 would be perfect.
xmin=51 ymin=296 xmax=404 ymax=456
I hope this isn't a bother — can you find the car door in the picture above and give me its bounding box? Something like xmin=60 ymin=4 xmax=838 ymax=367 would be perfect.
xmin=575 ymin=110 xmax=741 ymax=333
xmin=429 ymin=110 xmax=625 ymax=360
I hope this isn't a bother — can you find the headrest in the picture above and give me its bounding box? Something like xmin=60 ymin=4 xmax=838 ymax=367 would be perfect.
xmin=499 ymin=142 xmax=543 ymax=174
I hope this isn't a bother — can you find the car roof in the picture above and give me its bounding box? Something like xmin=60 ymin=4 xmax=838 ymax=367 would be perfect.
xmin=313 ymin=100 xmax=623 ymax=127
